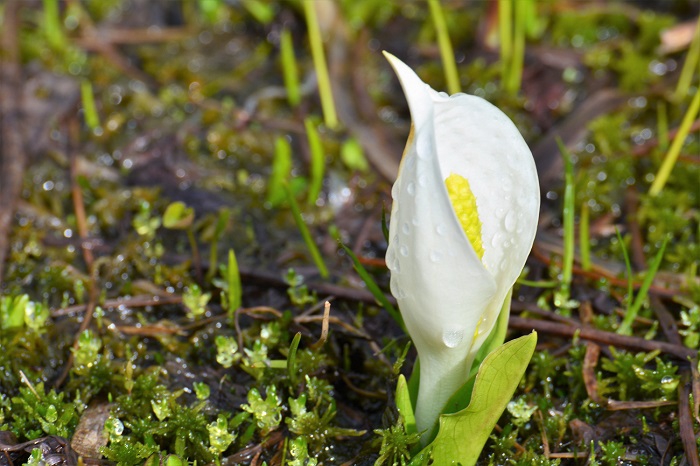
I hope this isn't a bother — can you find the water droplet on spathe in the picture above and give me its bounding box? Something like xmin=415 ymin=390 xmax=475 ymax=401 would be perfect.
xmin=491 ymin=231 xmax=504 ymax=248
xmin=429 ymin=250 xmax=442 ymax=262
xmin=442 ymin=329 xmax=464 ymax=348
xmin=399 ymin=245 xmax=409 ymax=257
xmin=436 ymin=223 xmax=447 ymax=236
xmin=407 ymin=182 xmax=415 ymax=195
xmin=504 ymin=210 xmax=517 ymax=232
xmin=402 ymin=222 xmax=410 ymax=235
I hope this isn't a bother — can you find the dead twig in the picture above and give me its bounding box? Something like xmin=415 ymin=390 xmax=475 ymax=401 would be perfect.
xmin=509 ymin=316 xmax=696 ymax=361
xmin=679 ymin=373 xmax=700 ymax=466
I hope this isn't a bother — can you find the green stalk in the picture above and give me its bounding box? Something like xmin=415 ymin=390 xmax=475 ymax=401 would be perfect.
xmin=206 ymin=209 xmax=230 ymax=282
xmin=649 ymin=89 xmax=700 ymax=196
xmin=618 ymin=237 xmax=668 ymax=335
xmin=304 ymin=118 xmax=325 ymax=206
xmin=498 ymin=0 xmax=513 ymax=88
xmin=226 ymin=249 xmax=242 ymax=321
xmin=579 ymin=201 xmax=591 ymax=272
xmin=303 ymin=0 xmax=338 ymax=129
xmin=335 ymin=239 xmax=403 ymax=331
xmin=267 ymin=136 xmax=292 ymax=207
xmin=279 ymin=28 xmax=301 ymax=107
xmin=43 ymin=0 xmax=66 ymax=50
xmin=506 ymin=0 xmax=525 ymax=94
xmin=80 ymin=80 xmax=100 ymax=130
xmin=284 ymin=184 xmax=329 ymax=279
xmin=656 ymin=101 xmax=669 ymax=151
xmin=673 ymin=19 xmax=700 ymax=102
xmin=428 ymin=0 xmax=460 ymax=94
xmin=557 ymin=138 xmax=575 ymax=301
xmin=614 ymin=228 xmax=634 ymax=334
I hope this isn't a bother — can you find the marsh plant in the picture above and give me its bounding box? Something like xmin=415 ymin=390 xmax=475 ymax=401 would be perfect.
xmin=383 ymin=53 xmax=540 ymax=464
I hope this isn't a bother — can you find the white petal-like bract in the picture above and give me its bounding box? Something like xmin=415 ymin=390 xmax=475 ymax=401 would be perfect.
xmin=384 ymin=52 xmax=540 ymax=437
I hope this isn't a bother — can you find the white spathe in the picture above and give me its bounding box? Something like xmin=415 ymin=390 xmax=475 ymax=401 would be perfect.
xmin=383 ymin=52 xmax=540 ymax=438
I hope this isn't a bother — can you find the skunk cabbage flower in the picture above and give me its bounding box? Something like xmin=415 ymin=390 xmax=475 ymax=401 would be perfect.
xmin=384 ymin=52 xmax=540 ymax=436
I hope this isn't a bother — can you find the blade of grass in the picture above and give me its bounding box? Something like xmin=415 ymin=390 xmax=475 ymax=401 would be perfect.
xmin=427 ymin=0 xmax=460 ymax=95
xmin=498 ymin=0 xmax=513 ymax=89
xmin=279 ymin=28 xmax=301 ymax=107
xmin=303 ymin=0 xmax=338 ymax=129
xmin=649 ymin=89 xmax=700 ymax=196
xmin=505 ymin=0 xmax=525 ymax=94
xmin=673 ymin=18 xmax=700 ymax=102
xmin=80 ymin=80 xmax=100 ymax=130
xmin=304 ymin=118 xmax=325 ymax=206
xmin=614 ymin=228 xmax=634 ymax=335
xmin=267 ymin=136 xmax=292 ymax=207
xmin=226 ymin=249 xmax=242 ymax=321
xmin=656 ymin=100 xmax=669 ymax=151
xmin=287 ymin=332 xmax=302 ymax=387
xmin=43 ymin=0 xmax=66 ymax=49
xmin=618 ymin=237 xmax=668 ymax=335
xmin=579 ymin=200 xmax=591 ymax=272
xmin=557 ymin=137 xmax=575 ymax=301
xmin=381 ymin=204 xmax=390 ymax=243
xmin=284 ymin=183 xmax=329 ymax=279
xmin=206 ymin=209 xmax=231 ymax=282
xmin=335 ymin=238 xmax=404 ymax=331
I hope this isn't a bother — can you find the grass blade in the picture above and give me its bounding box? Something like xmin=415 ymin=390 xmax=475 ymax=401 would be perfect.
xmin=279 ymin=28 xmax=301 ymax=107
xmin=579 ymin=200 xmax=591 ymax=272
xmin=80 ymin=80 xmax=100 ymax=130
xmin=335 ymin=239 xmax=404 ymax=331
xmin=649 ymin=89 xmax=700 ymax=196
xmin=428 ymin=0 xmax=460 ymax=95
xmin=267 ymin=136 xmax=292 ymax=207
xmin=226 ymin=249 xmax=242 ymax=321
xmin=284 ymin=184 xmax=329 ymax=279
xmin=303 ymin=0 xmax=338 ymax=129
xmin=498 ymin=0 xmax=513 ymax=87
xmin=556 ymin=137 xmax=575 ymax=300
xmin=619 ymin=237 xmax=668 ymax=335
xmin=614 ymin=228 xmax=634 ymax=335
xmin=304 ymin=118 xmax=325 ymax=207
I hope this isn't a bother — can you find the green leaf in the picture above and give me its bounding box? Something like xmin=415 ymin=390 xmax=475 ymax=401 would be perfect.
xmin=162 ymin=201 xmax=194 ymax=229
xmin=267 ymin=136 xmax=293 ymax=207
xmin=340 ymin=137 xmax=369 ymax=172
xmin=226 ymin=249 xmax=242 ymax=318
xmin=335 ymin=239 xmax=403 ymax=330
xmin=304 ymin=118 xmax=325 ymax=206
xmin=395 ymin=375 xmax=417 ymax=436
xmin=425 ymin=332 xmax=537 ymax=465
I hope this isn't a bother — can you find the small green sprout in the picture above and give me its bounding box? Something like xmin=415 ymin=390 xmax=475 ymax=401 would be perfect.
xmin=182 ymin=284 xmax=211 ymax=319
xmin=193 ymin=382 xmax=210 ymax=400
xmin=132 ymin=202 xmax=161 ymax=238
xmin=284 ymin=268 xmax=316 ymax=307
xmin=207 ymin=414 xmax=236 ymax=456
xmin=10 ymin=381 xmax=80 ymax=439
xmin=373 ymin=421 xmax=421 ymax=466
xmin=0 ymin=294 xmax=31 ymax=330
xmin=288 ymin=437 xmax=317 ymax=466
xmin=151 ymin=396 xmax=172 ymax=421
xmin=242 ymin=385 xmax=283 ymax=436
xmin=214 ymin=335 xmax=240 ymax=369
xmin=72 ymin=330 xmax=102 ymax=374
xmin=506 ymin=397 xmax=538 ymax=427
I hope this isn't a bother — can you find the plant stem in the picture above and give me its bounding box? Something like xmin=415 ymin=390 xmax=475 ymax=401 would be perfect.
xmin=649 ymin=89 xmax=700 ymax=196
xmin=428 ymin=0 xmax=460 ymax=94
xmin=303 ymin=0 xmax=338 ymax=129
